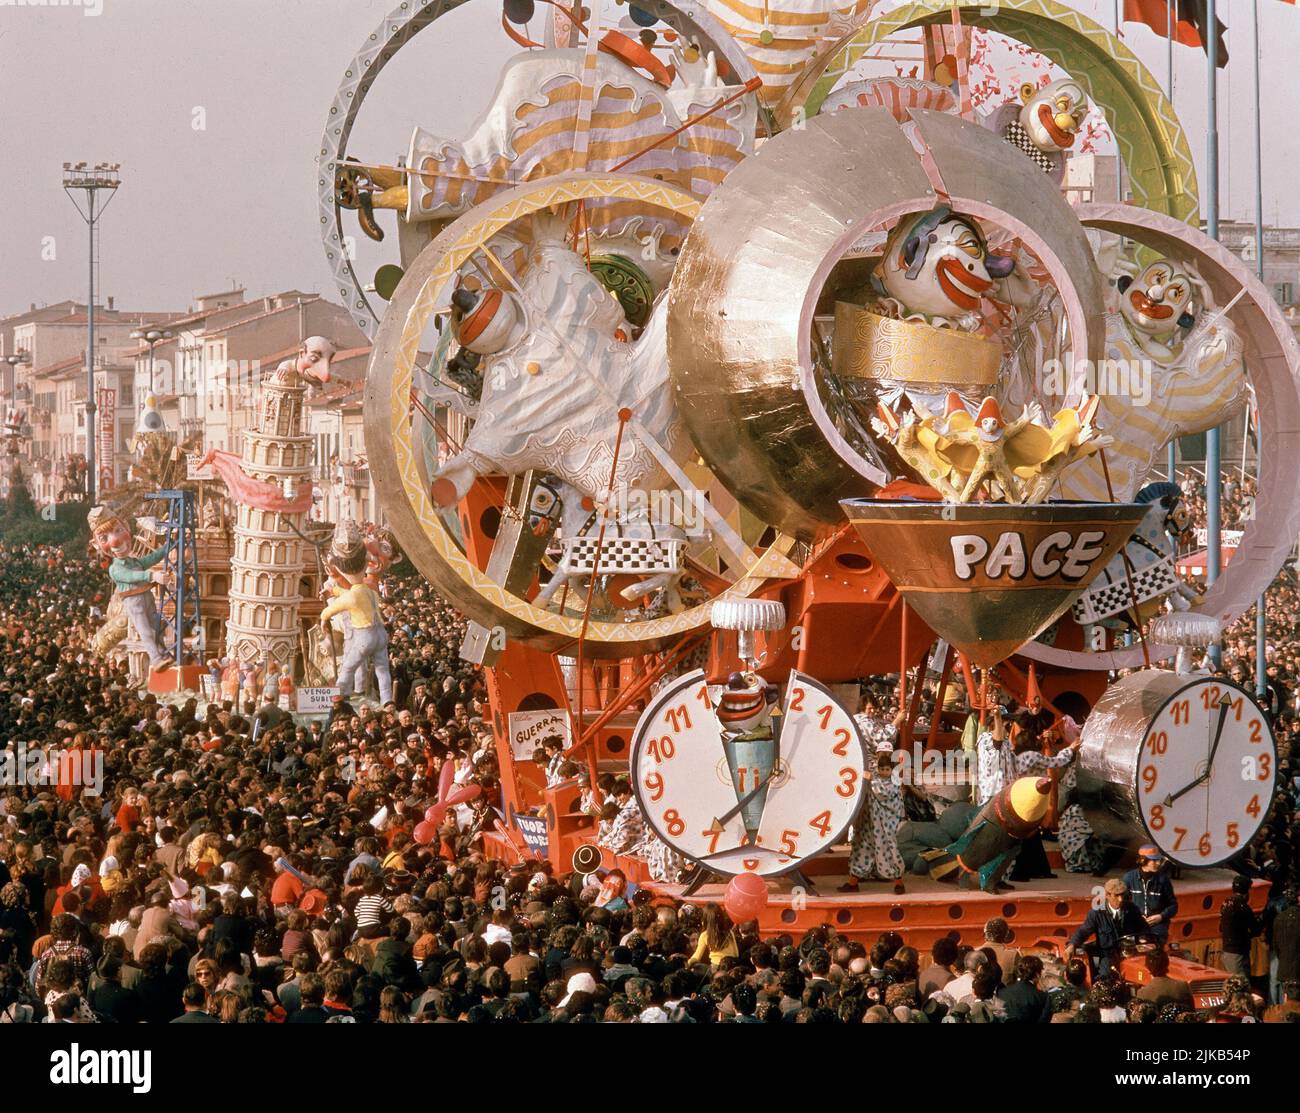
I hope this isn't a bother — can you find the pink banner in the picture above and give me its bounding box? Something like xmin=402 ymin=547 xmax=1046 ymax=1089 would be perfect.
xmin=200 ymin=449 xmax=313 ymax=514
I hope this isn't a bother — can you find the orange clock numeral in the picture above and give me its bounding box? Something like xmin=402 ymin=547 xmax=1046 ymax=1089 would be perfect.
xmin=1141 ymin=765 xmax=1158 ymax=794
xmin=1249 ymin=720 xmax=1263 ymax=744
xmin=1227 ymin=822 xmax=1240 ymax=849
xmin=665 ymin=704 xmax=692 ymax=733
xmin=836 ymin=767 xmax=859 ymax=798
xmin=647 ymin=735 xmax=675 ymax=763
xmin=1231 ymin=697 xmax=1243 ymax=722
xmin=1149 ymin=730 xmax=1168 ymax=756
xmin=817 ymin=704 xmax=834 ymax=730
xmin=643 ymin=772 xmax=664 ymax=801
xmin=695 ymin=685 xmax=711 ymax=708
xmin=701 ymin=824 xmax=720 ymax=853
xmin=788 ymin=687 xmax=805 ymax=712
xmin=1149 ymin=804 xmax=1165 ymax=830
xmin=1172 ymin=826 xmax=1187 ymax=851
xmin=780 ymin=829 xmax=799 ymax=856
xmin=1171 ymin=699 xmax=1190 ymax=726
xmin=1201 ymin=685 xmax=1221 ymax=711
xmin=1258 ymin=753 xmax=1272 ymax=780
xmin=808 ymin=810 xmax=832 ymax=837
xmin=1247 ymin=795 xmax=1261 ymax=818
xmin=831 ymin=728 xmax=850 ymax=757
xmin=1198 ymin=832 xmax=1212 ymax=858
xmin=662 ymin=808 xmax=685 ymax=837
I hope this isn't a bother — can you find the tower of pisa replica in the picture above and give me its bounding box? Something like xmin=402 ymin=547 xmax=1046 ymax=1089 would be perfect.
xmin=225 ymin=363 xmax=314 ymax=670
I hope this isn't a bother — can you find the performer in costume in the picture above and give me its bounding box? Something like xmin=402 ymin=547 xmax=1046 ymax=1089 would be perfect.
xmin=922 ymin=776 xmax=1053 ymax=892
xmin=318 ymin=520 xmax=393 ymax=706
xmin=87 ymin=505 xmax=172 ymax=672
xmin=841 ymin=703 xmax=906 ymax=890
xmin=975 ymin=706 xmax=1018 ymax=806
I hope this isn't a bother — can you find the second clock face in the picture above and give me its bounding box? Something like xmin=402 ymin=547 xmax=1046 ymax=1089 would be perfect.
xmin=1136 ymin=679 xmax=1277 ymax=867
xmin=629 ymin=669 xmax=870 ymax=876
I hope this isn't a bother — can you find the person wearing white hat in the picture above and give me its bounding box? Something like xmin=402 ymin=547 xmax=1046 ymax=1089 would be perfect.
xmin=559 ymin=971 xmax=597 ymax=1007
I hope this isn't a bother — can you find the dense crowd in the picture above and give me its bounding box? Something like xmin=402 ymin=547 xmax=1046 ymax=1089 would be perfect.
xmin=0 ymin=522 xmax=1297 ymax=1025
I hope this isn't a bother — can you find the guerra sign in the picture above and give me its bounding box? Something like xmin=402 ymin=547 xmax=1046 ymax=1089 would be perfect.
xmin=506 ymin=708 xmax=570 ymax=763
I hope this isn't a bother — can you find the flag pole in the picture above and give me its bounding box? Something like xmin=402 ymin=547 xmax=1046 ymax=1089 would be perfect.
xmin=1253 ymin=0 xmax=1267 ymax=701
xmin=1166 ymin=0 xmax=1178 ymax=484
xmin=1168 ymin=0 xmax=1175 ymax=92
xmin=1204 ymin=0 xmax=1223 ymax=668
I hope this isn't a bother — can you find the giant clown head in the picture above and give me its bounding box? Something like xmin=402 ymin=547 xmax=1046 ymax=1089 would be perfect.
xmin=877 ymin=207 xmax=1015 ymax=320
xmin=1117 ymin=257 xmax=1199 ymax=340
xmin=717 ymin=671 xmax=777 ymax=735
xmin=1017 ymin=78 xmax=1087 ymax=153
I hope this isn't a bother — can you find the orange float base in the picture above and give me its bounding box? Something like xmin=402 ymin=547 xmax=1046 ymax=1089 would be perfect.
xmin=638 ymin=850 xmax=1265 ymax=953
xmin=147 ymin=664 xmax=206 ymax=695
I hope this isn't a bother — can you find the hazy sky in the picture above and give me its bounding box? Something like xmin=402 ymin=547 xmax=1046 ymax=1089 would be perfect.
xmin=2 ymin=0 xmax=1297 ymax=318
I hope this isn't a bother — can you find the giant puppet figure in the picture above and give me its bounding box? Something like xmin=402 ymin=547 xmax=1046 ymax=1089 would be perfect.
xmin=985 ymin=78 xmax=1089 ymax=184
xmin=87 ymin=505 xmax=172 ymax=672
xmin=319 ymin=519 xmax=392 ymax=706
xmin=1054 ymin=253 xmax=1247 ymax=503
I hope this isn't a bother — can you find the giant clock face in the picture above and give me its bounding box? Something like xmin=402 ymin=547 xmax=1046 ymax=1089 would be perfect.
xmin=629 ymin=669 xmax=869 ymax=877
xmin=1137 ymin=679 xmax=1277 ymax=867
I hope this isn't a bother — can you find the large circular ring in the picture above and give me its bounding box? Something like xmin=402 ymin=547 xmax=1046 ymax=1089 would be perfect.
xmin=777 ymin=0 xmax=1198 ymax=223
xmin=364 ymin=171 xmax=797 ymax=656
xmin=317 ymin=0 xmax=760 ymax=338
xmin=668 ymin=105 xmax=1106 ymax=538
xmin=1019 ymin=203 xmax=1300 ymax=672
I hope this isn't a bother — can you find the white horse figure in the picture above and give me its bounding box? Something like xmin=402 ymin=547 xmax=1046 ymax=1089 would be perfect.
xmin=1071 ymin=481 xmax=1197 ymax=647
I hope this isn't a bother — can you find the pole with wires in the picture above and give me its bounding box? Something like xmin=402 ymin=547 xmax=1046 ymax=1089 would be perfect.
xmin=1204 ymin=0 xmax=1223 ymax=667
xmin=1252 ymin=0 xmax=1268 ymax=701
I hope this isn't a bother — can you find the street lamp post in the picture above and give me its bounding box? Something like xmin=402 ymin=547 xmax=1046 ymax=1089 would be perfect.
xmin=130 ymin=327 xmax=175 ymax=397
xmin=62 ymin=161 xmax=122 ymax=505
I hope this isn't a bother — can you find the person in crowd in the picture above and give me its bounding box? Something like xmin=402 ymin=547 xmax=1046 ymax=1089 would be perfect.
xmin=1122 ymin=845 xmax=1179 ymax=945
xmin=0 ymin=522 xmax=1293 ymax=1025
xmin=1065 ymin=878 xmax=1147 ymax=976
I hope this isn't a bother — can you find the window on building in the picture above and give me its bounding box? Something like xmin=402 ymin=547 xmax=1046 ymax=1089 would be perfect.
xmin=1277 ymin=282 xmax=1294 ymax=307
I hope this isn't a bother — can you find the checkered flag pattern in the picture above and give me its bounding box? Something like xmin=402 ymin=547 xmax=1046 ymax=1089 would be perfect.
xmin=1002 ymin=121 xmax=1057 ymax=174
xmin=1072 ymin=557 xmax=1179 ymax=625
xmin=561 ymin=536 xmax=685 ymax=575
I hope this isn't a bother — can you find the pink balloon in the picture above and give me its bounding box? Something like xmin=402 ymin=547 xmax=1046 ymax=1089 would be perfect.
xmin=723 ymin=873 xmax=769 ymax=923
xmin=413 ymin=820 xmax=438 ymax=846
xmin=437 ymin=761 xmax=455 ymax=805
xmin=423 ymin=785 xmax=482 ymax=830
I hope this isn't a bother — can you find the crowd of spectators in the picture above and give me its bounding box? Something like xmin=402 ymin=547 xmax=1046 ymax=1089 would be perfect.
xmin=0 ymin=515 xmax=1296 ymax=1024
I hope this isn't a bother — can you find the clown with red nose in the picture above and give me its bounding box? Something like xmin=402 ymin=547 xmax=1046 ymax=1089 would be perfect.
xmin=875 ymin=206 xmax=1016 ymax=331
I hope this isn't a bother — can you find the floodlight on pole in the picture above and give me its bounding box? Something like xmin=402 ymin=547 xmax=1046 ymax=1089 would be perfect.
xmin=62 ymin=161 xmax=122 ymax=503
xmin=131 ymin=327 xmax=175 ymax=397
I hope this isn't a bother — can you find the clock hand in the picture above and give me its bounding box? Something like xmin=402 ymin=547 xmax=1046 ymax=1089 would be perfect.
xmin=1205 ymin=693 xmax=1233 ymax=774
xmin=1205 ymin=693 xmax=1231 ymax=832
xmin=1162 ymin=771 xmax=1208 ymax=808
xmin=1161 ymin=695 xmax=1232 ymax=808
xmin=713 ymin=778 xmax=769 ymax=828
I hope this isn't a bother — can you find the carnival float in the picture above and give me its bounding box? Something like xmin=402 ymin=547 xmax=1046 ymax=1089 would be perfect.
xmin=83 ymin=0 xmax=1300 ymax=954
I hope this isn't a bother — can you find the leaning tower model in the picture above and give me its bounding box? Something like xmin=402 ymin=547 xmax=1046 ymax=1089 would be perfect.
xmin=225 ymin=368 xmax=313 ymax=670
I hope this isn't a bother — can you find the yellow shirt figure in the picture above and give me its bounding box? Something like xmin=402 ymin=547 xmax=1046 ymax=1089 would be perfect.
xmin=320 ymin=582 xmax=383 ymax=629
